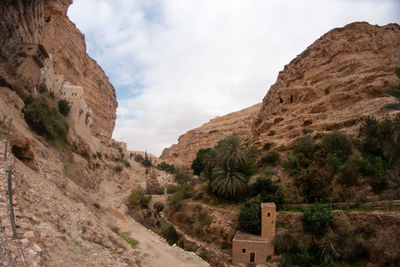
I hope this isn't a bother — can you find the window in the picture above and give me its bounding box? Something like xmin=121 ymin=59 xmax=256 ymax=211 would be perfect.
xmin=267 ymin=212 xmax=270 ymax=217
xmin=242 ymin=248 xmax=246 ymax=253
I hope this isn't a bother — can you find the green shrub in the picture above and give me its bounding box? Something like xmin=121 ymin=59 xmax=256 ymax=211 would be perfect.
xmin=192 ymin=210 xmax=212 ymax=235
xmin=174 ymin=168 xmax=193 ymax=185
xmin=338 ymin=160 xmax=359 ymax=187
xmin=127 ymin=187 xmax=152 ymax=209
xmin=250 ymin=177 xmax=279 ymax=202
xmin=357 ymin=156 xmax=389 ymax=193
xmin=142 ymin=151 xmax=152 ymax=167
xmin=134 ymin=154 xmax=144 ymax=162
xmin=303 ymin=203 xmax=332 ymax=236
xmin=326 ymin=153 xmax=343 ymax=173
xmin=282 ymin=153 xmax=300 ymax=176
xmin=321 ymin=131 xmax=352 ymax=162
xmin=259 ymin=150 xmax=280 ymax=166
xmin=294 ymin=135 xmax=317 ymax=158
xmin=167 ymin=184 xmax=194 ymax=212
xmin=158 ymin=186 xmax=165 ymax=195
xmin=24 ymin=95 xmax=68 ymax=146
xmin=299 ymin=163 xmax=334 ymax=202
xmin=161 ymin=224 xmax=179 ymax=245
xmin=58 ymin=99 xmax=71 ymax=116
xmin=96 ymin=152 xmax=102 ymax=160
xmin=157 ymin=162 xmax=176 ymax=173
xmin=239 ymin=199 xmax=261 ymax=235
xmin=113 ymin=165 xmax=123 ymax=172
xmin=191 ymin=148 xmax=211 ymax=175
xmin=166 ymin=184 xmax=178 ymax=194
xmin=121 ymin=159 xmax=131 ymax=168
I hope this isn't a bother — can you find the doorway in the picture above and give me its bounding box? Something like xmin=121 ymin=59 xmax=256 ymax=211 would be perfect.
xmin=250 ymin=252 xmax=255 ymax=262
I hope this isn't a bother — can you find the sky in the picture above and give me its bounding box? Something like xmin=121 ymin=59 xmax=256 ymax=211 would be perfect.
xmin=67 ymin=0 xmax=400 ymax=156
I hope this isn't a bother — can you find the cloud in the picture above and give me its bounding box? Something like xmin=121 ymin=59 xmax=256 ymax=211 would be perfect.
xmin=68 ymin=0 xmax=400 ymax=156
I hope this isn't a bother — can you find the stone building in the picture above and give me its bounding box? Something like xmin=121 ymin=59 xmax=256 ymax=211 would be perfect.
xmin=39 ymin=54 xmax=64 ymax=95
xmin=232 ymin=202 xmax=276 ymax=265
xmin=58 ymin=82 xmax=93 ymax=141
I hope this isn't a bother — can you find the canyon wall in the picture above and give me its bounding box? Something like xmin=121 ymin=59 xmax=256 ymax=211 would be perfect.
xmin=161 ymin=22 xmax=400 ymax=167
xmin=0 ymin=0 xmax=117 ymax=143
xmin=161 ymin=103 xmax=261 ymax=166
xmin=42 ymin=0 xmax=117 ymax=143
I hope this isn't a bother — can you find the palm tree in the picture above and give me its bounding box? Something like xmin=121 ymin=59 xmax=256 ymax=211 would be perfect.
xmin=210 ymin=165 xmax=248 ymax=198
xmin=215 ymin=135 xmax=249 ymax=170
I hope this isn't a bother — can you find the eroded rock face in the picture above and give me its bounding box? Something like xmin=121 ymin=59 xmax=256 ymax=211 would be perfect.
xmin=0 ymin=0 xmax=117 ymax=143
xmin=251 ymin=22 xmax=400 ymax=151
xmin=42 ymin=0 xmax=117 ymax=143
xmin=161 ymin=22 xmax=400 ymax=166
xmin=160 ymin=103 xmax=261 ymax=167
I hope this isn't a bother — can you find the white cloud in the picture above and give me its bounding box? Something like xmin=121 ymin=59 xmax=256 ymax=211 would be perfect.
xmin=68 ymin=0 xmax=400 ymax=156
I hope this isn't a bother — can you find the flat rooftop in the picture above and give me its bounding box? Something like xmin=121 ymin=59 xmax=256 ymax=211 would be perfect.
xmin=261 ymin=202 xmax=276 ymax=207
xmin=233 ymin=231 xmax=268 ymax=243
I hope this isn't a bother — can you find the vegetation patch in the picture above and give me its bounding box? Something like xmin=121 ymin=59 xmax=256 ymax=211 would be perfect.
xmin=24 ymin=94 xmax=69 ymax=147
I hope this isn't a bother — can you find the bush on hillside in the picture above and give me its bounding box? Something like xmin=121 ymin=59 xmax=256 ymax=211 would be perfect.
xmin=161 ymin=224 xmax=179 ymax=245
xmin=303 ymin=203 xmax=332 ymax=236
xmin=259 ymin=150 xmax=280 ymax=166
xmin=191 ymin=148 xmax=211 ymax=175
xmin=24 ymin=95 xmax=69 ymax=146
xmin=58 ymin=99 xmax=71 ymax=116
xmin=157 ymin=162 xmax=176 ymax=173
xmin=238 ymin=199 xmax=261 ymax=235
xmin=127 ymin=187 xmax=152 ymax=209
xmin=174 ymin=167 xmax=193 ymax=185
xmin=337 ymin=160 xmax=359 ymax=187
xmin=321 ymin=131 xmax=352 ymax=163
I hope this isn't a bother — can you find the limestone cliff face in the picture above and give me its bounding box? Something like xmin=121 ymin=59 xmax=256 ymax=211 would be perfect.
xmin=0 ymin=0 xmax=117 ymax=143
xmin=43 ymin=0 xmax=118 ymax=142
xmin=161 ymin=22 xmax=400 ymax=166
xmin=42 ymin=0 xmax=117 ymax=143
xmin=160 ymin=104 xmax=261 ymax=166
xmin=251 ymin=22 xmax=400 ymax=151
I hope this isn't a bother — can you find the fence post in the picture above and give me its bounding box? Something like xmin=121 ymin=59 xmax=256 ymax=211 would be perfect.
xmin=7 ymin=165 xmax=17 ymax=239
xmin=4 ymin=117 xmax=12 ymax=161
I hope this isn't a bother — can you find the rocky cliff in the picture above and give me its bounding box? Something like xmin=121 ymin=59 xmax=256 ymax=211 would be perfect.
xmin=0 ymin=0 xmax=117 ymax=143
xmin=161 ymin=22 xmax=400 ymax=166
xmin=42 ymin=0 xmax=117 ymax=143
xmin=161 ymin=103 xmax=261 ymax=166
xmin=251 ymin=22 xmax=400 ymax=151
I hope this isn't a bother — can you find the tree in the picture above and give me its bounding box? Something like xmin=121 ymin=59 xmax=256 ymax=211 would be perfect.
xmin=142 ymin=151 xmax=152 ymax=167
xmin=209 ymin=136 xmax=253 ymax=198
xmin=58 ymin=99 xmax=71 ymax=116
xmin=210 ymin=165 xmax=248 ymax=198
xmin=303 ymin=203 xmax=332 ymax=236
xmin=215 ymin=135 xmax=249 ymax=170
xmin=191 ymin=148 xmax=211 ymax=175
xmin=239 ymin=199 xmax=261 ymax=235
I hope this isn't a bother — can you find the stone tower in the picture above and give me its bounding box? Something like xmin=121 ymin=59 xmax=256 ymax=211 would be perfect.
xmin=261 ymin=202 xmax=276 ymax=240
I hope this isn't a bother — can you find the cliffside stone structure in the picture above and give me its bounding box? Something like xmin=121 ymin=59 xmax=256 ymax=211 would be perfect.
xmin=232 ymin=202 xmax=276 ymax=265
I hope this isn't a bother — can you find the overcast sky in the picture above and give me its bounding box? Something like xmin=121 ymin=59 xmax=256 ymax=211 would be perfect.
xmin=68 ymin=0 xmax=400 ymax=156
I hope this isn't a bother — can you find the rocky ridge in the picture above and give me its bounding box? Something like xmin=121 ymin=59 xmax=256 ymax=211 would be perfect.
xmin=161 ymin=104 xmax=261 ymax=166
xmin=161 ymin=22 xmax=400 ymax=166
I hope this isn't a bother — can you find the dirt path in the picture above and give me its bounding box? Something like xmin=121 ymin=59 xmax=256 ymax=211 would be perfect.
xmin=95 ymin=179 xmax=209 ymax=267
